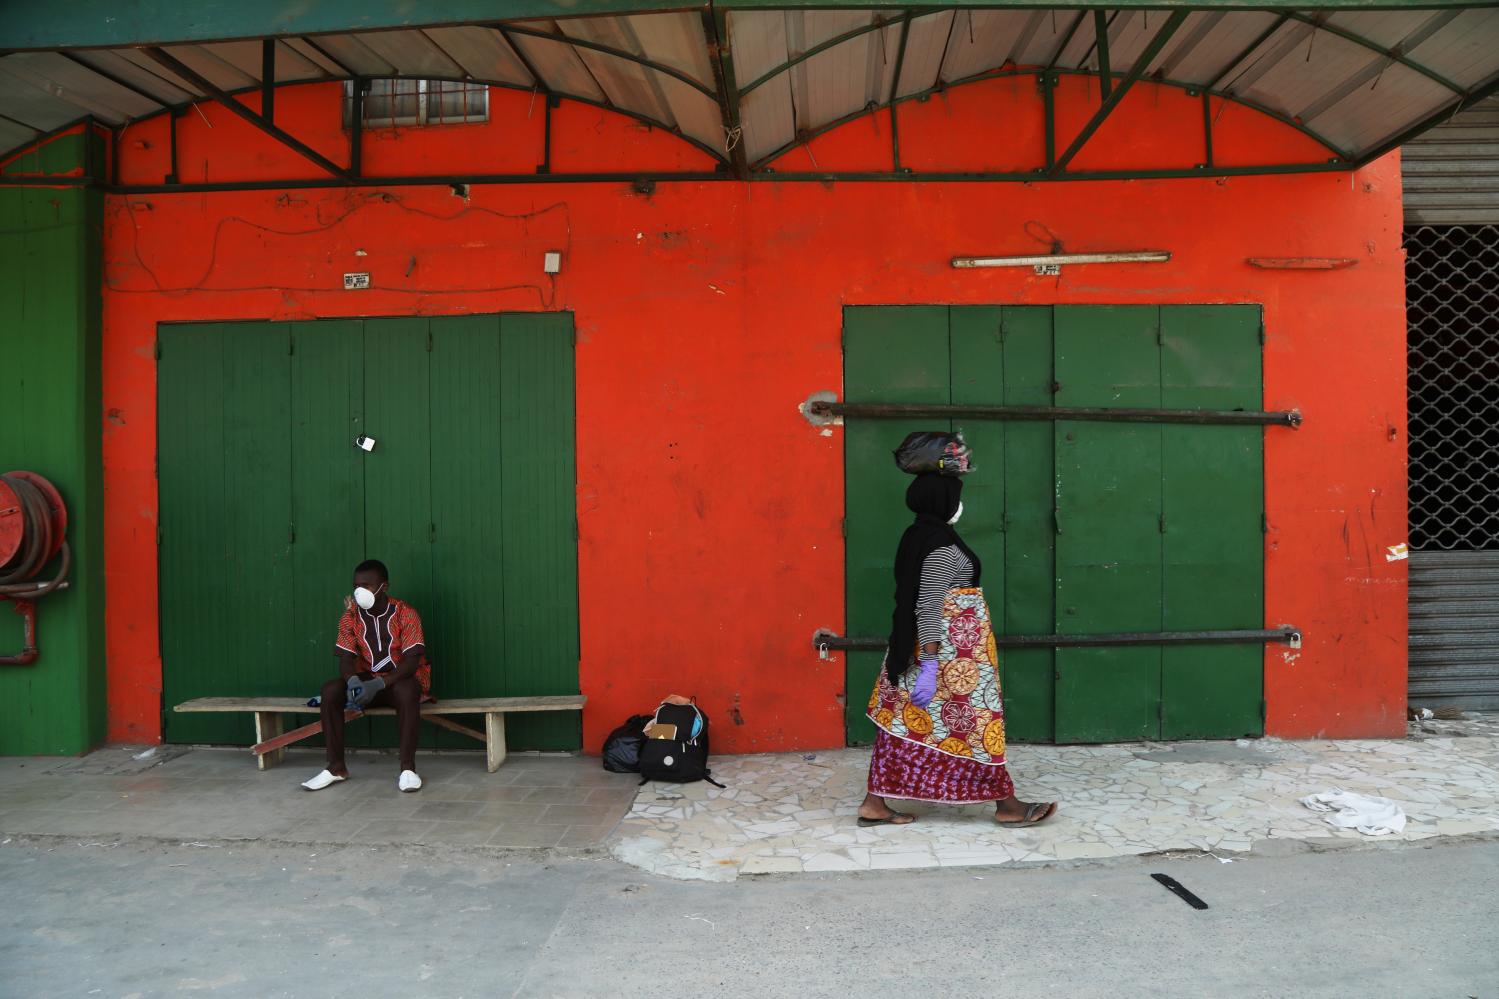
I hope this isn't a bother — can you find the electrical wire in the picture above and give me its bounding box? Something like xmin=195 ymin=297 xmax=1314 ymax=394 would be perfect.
xmin=107 ymin=189 xmax=573 ymax=308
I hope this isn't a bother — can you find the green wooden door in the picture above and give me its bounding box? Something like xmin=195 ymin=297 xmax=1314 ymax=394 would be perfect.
xmin=843 ymin=304 xmax=1263 ymax=745
xmin=158 ymin=315 xmax=580 ymax=750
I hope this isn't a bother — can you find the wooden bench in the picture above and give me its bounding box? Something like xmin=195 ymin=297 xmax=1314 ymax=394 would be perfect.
xmin=173 ymin=695 xmax=587 ymax=773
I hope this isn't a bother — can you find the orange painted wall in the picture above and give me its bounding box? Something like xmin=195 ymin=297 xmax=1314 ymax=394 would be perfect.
xmin=94 ymin=78 xmax=1408 ymax=751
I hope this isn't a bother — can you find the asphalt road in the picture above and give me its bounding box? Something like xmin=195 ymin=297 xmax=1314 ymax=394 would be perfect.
xmin=2 ymin=836 xmax=1495 ymax=998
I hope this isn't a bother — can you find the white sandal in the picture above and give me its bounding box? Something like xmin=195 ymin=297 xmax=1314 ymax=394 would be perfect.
xmin=398 ymin=770 xmax=422 ymax=793
xmin=301 ymin=769 xmax=347 ymax=791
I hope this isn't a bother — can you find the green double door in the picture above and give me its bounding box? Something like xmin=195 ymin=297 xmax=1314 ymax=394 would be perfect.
xmin=158 ymin=314 xmax=580 ymax=750
xmin=845 ymin=304 xmax=1263 ymax=745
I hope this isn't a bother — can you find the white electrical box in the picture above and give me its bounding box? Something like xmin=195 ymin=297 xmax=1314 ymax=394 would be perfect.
xmin=543 ymin=252 xmax=562 ymax=274
xmin=343 ymin=272 xmax=371 ymax=290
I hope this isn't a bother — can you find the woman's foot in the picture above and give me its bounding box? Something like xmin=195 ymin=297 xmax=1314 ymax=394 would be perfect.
xmin=857 ymin=793 xmax=916 ymax=826
xmin=994 ymin=797 xmax=1057 ymax=826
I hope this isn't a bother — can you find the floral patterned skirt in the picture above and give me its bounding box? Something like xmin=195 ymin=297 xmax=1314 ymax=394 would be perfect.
xmin=867 ymin=730 xmax=1014 ymax=803
xmin=865 ymin=586 xmax=1012 ymax=803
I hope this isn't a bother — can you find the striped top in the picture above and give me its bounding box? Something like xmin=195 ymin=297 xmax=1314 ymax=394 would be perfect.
xmin=917 ymin=545 xmax=977 ymax=647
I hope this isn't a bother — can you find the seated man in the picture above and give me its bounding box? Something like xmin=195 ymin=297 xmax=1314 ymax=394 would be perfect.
xmin=302 ymin=559 xmax=432 ymax=793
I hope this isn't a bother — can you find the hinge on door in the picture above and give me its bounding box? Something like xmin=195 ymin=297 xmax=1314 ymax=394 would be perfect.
xmin=998 ymin=318 xmax=1009 ymax=342
xmin=429 ymin=522 xmax=436 ymax=543
xmin=153 ymin=339 xmax=162 ymax=361
xmin=288 ymin=524 xmax=296 ymax=544
xmin=1262 ymin=513 xmax=1269 ymax=533
xmin=288 ymin=333 xmax=295 ymax=356
xmin=1159 ymin=513 xmax=1166 ymax=534
xmin=574 ymin=520 xmax=580 ymax=542
xmin=1260 ymin=698 xmax=1268 ymax=722
xmin=1156 ymin=326 xmax=1165 ymax=346
xmin=426 ymin=330 xmax=433 ymax=352
xmin=1258 ymin=320 xmax=1267 ymax=345
xmin=840 ymin=517 xmax=847 ymax=539
xmin=1053 ymin=508 xmax=1062 ymax=534
xmin=156 ymin=523 xmax=162 ymax=547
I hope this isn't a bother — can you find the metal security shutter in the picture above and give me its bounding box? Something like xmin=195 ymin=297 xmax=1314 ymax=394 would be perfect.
xmin=1403 ymin=98 xmax=1499 ymax=226
xmin=1405 ymin=99 xmax=1499 ymax=706
xmin=1409 ymin=552 xmax=1499 ymax=710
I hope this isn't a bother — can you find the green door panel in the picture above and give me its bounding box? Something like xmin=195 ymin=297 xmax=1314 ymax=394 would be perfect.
xmin=426 ymin=315 xmax=505 ymax=749
xmin=356 ymin=319 xmax=434 ymax=749
xmin=160 ymin=323 xmax=294 ymax=744
xmin=843 ymin=306 xmax=950 ymax=745
xmin=1054 ymin=306 xmax=1162 ymax=743
xmin=496 ymin=313 xmax=581 ymax=750
xmin=289 ymin=319 xmax=366 ymax=746
xmin=1160 ymin=305 xmax=1264 ymax=739
xmin=159 ymin=325 xmax=236 ymax=744
xmin=997 ymin=306 xmax=1056 ymax=743
xmin=948 ymin=306 xmax=1005 ymax=577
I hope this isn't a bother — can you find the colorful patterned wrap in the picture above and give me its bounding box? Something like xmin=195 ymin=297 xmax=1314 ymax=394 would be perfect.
xmin=866 ymin=587 xmax=1006 ymax=766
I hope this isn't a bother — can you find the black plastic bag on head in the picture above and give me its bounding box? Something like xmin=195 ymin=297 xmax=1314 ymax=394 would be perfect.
xmin=601 ymin=714 xmax=653 ymax=773
xmin=893 ymin=431 xmax=973 ymax=477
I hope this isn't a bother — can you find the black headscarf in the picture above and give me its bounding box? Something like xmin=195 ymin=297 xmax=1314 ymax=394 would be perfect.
xmin=886 ymin=473 xmax=982 ymax=681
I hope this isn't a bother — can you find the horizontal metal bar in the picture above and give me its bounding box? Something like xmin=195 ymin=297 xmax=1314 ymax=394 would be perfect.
xmin=814 ymin=627 xmax=1301 ymax=652
xmin=954 ymin=251 xmax=1170 ymax=267
xmin=810 ymin=401 xmax=1302 ymax=427
xmin=85 ymin=171 xmax=725 ymax=194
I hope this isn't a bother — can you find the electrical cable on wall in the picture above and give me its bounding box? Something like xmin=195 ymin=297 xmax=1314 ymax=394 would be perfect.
xmin=108 ymin=190 xmax=573 ymax=308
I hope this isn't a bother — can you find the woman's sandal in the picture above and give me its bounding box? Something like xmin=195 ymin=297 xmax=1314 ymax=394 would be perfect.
xmin=995 ymin=801 xmax=1058 ymax=826
xmin=857 ymin=810 xmax=916 ymax=827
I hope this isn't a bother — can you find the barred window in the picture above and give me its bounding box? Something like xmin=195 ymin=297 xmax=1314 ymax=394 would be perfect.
xmin=343 ymin=80 xmax=488 ymax=128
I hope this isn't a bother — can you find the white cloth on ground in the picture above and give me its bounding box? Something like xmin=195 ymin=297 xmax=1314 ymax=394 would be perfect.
xmin=1299 ymin=788 xmax=1406 ymax=835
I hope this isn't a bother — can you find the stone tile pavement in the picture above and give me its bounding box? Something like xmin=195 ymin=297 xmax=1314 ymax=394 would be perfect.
xmin=612 ymin=713 xmax=1499 ymax=881
xmin=0 ymin=745 xmax=641 ymax=851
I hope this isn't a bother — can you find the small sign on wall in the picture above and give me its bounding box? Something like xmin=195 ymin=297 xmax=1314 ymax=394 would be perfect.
xmin=343 ymin=272 xmax=370 ymax=290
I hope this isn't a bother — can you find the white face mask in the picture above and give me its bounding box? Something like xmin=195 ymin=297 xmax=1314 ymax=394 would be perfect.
xmin=353 ymin=583 xmax=386 ymax=610
xmin=948 ymin=501 xmax=964 ymax=526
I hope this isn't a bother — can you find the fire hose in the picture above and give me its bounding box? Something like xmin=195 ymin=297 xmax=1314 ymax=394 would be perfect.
xmin=0 ymin=471 xmax=71 ymax=665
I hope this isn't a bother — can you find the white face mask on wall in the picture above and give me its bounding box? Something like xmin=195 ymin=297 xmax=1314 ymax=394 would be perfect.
xmin=948 ymin=501 xmax=964 ymax=526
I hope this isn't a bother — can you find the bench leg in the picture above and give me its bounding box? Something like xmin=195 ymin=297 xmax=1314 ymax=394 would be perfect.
xmin=485 ymin=713 xmax=507 ymax=773
xmin=254 ymin=712 xmax=285 ymax=771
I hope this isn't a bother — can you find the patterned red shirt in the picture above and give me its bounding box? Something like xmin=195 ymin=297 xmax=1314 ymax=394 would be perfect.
xmin=335 ymin=597 xmax=432 ymax=696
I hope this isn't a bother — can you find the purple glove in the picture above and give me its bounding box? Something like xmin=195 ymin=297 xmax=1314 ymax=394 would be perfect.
xmin=911 ymin=657 xmax=939 ymax=708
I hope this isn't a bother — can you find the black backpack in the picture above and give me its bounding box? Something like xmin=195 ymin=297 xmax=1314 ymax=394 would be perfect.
xmin=601 ymin=714 xmax=652 ymax=774
xmin=637 ymin=701 xmax=724 ymax=788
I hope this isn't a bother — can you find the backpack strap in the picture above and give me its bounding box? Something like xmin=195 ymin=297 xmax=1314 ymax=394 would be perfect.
xmin=703 ymin=771 xmax=726 ymax=789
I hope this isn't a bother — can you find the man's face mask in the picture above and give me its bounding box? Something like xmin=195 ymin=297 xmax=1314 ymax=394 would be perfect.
xmin=353 ymin=582 xmax=386 ymax=610
xmin=948 ymin=501 xmax=964 ymax=526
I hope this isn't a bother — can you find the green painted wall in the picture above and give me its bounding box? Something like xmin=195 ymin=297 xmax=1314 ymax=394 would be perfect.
xmin=0 ymin=133 xmax=106 ymax=755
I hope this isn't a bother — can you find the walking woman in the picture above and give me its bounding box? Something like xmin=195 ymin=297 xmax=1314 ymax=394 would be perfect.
xmin=860 ymin=469 xmax=1058 ymax=827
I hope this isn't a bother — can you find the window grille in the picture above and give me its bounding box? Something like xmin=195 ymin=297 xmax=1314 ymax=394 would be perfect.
xmin=343 ymin=80 xmax=489 ymax=128
xmin=1406 ymin=224 xmax=1499 ymax=550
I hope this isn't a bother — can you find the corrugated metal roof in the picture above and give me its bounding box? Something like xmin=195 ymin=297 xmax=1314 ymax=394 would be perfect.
xmin=3 ymin=4 xmax=1498 ymax=181
xmin=1404 ymin=96 xmax=1499 ymax=225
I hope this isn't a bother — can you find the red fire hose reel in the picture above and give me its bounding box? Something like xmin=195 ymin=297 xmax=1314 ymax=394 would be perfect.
xmin=0 ymin=471 xmax=71 ymax=666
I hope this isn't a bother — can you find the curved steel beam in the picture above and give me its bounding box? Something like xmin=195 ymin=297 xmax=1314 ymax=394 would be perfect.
xmin=749 ymin=64 xmax=1349 ymax=173
xmin=498 ymin=22 xmax=718 ymax=99
xmin=739 ymin=13 xmax=908 ymax=97
xmin=1279 ymin=10 xmax=1465 ymax=95
xmin=0 ymin=73 xmax=727 ymax=167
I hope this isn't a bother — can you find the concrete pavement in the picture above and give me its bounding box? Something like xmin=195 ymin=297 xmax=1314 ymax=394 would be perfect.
xmin=2 ymin=834 xmax=1496 ymax=998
